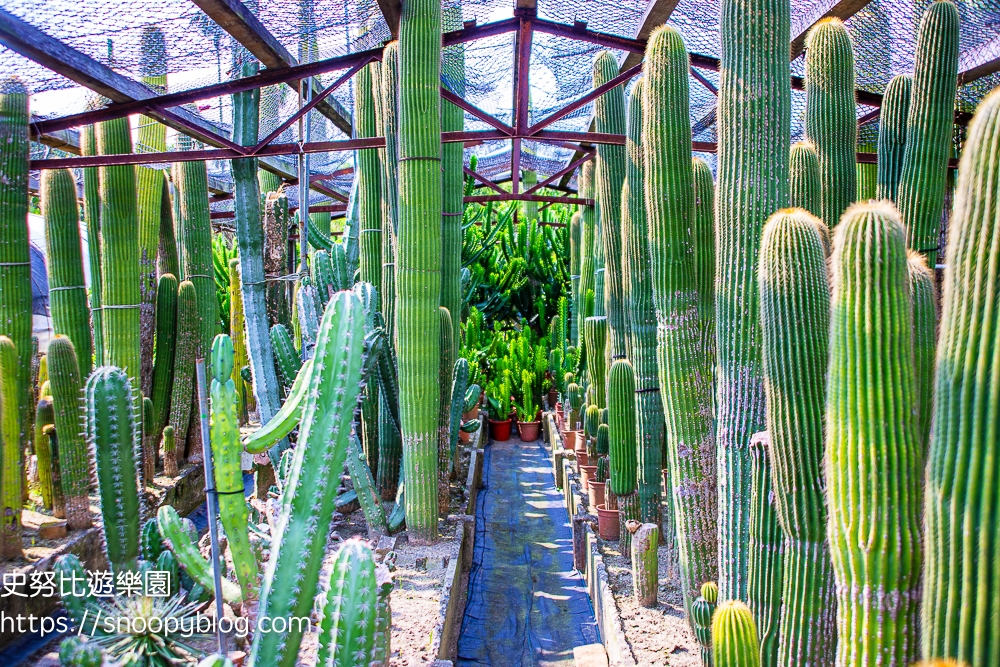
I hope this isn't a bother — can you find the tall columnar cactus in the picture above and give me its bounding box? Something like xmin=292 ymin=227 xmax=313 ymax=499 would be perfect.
xmin=158 ymin=177 xmax=179 ymax=279
xmin=316 ymin=539 xmax=378 ymax=667
xmin=147 ymin=273 xmax=177 ymax=481
xmin=758 ymin=209 xmax=835 ymax=667
xmin=577 ymin=161 xmax=597 ymax=346
xmin=716 ymin=0 xmax=789 ymax=601
xmin=692 ymin=582 xmax=718 ymax=667
xmin=347 ymin=434 xmax=388 ymax=537
xmin=80 ymin=117 xmax=104 ymax=367
xmin=643 ymin=24 xmax=718 ymax=615
xmin=896 ymin=0 xmax=959 ymax=269
xmin=789 ymin=143 xmax=822 ymax=219
xmin=174 ymin=159 xmax=219 ymax=360
xmin=628 ymin=521 xmax=659 ymax=608
xmin=448 ymin=357 xmax=470 ymax=470
xmin=396 ymin=0 xmax=443 ymax=544
xmin=210 ymin=334 xmax=258 ymax=601
xmin=228 ymin=259 xmax=253 ymax=422
xmin=583 ymin=316 xmax=607 ymax=409
xmin=608 ymin=359 xmax=638 ymax=550
xmin=42 ymin=169 xmax=93 ymax=374
xmin=48 ymin=337 xmax=92 ymax=531
xmin=356 ymin=62 xmax=383 ymax=298
xmin=921 ymin=86 xmax=1000 ymax=667
xmin=713 ymin=600 xmax=761 ymax=667
xmin=593 ymin=51 xmax=629 ymax=361
xmin=876 ymin=75 xmax=912 ymax=202
xmin=747 ymin=434 xmax=782 ymax=667
xmin=0 ymin=337 xmax=22 ymax=558
xmin=442 ymin=10 xmax=464 ymax=361
xmin=168 ymin=281 xmax=198 ymax=467
xmin=0 ymin=79 xmax=32 ymax=493
xmin=805 ymin=19 xmax=856 ymax=229
xmin=827 ymin=201 xmax=922 ymax=667
xmin=247 ymin=291 xmax=364 ymax=667
xmin=85 ymin=366 xmax=142 ymax=573
xmin=35 ymin=395 xmax=56 ymax=512
xmin=311 ymin=250 xmax=335 ymax=307
xmin=908 ymin=251 xmax=936 ymax=449
xmin=569 ymin=210 xmax=581 ymax=345
xmin=377 ymin=41 xmax=399 ymax=342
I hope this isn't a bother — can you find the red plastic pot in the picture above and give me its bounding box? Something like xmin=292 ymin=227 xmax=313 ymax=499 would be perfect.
xmin=579 ymin=464 xmax=597 ymax=492
xmin=518 ymin=420 xmax=541 ymax=441
xmin=588 ymin=481 xmax=606 ymax=510
xmin=489 ymin=418 xmax=512 ymax=441
xmin=596 ymin=504 xmax=620 ymax=541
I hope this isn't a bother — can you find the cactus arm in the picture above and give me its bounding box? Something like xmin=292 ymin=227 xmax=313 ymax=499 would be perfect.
xmin=347 ymin=434 xmax=388 ymax=537
xmin=242 ymin=359 xmax=313 ymax=454
xmin=270 ymin=323 xmax=301 ymax=388
xmin=48 ymin=336 xmax=92 ymax=531
xmin=168 ymin=281 xmax=198 ymax=465
xmin=0 ymin=336 xmax=23 ymax=558
xmin=157 ymin=505 xmax=242 ymax=605
xmin=875 ymin=75 xmax=912 ymax=203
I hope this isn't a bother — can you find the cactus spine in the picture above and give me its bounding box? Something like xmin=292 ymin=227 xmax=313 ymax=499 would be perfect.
xmin=827 ymin=201 xmax=922 ymax=667
xmin=908 ymin=251 xmax=936 ymax=448
xmin=875 ymin=75 xmax=912 ymax=202
xmin=608 ymin=359 xmax=638 ymax=549
xmin=716 ymin=0 xmax=789 ymax=600
xmin=628 ymin=521 xmax=659 ymax=608
xmin=713 ymin=600 xmax=761 ymax=667
xmin=643 ymin=24 xmax=717 ymax=615
xmin=593 ymin=51 xmax=629 ymax=361
xmin=247 ymin=291 xmax=365 ymax=666
xmin=747 ymin=434 xmax=782 ymax=667
xmin=789 ymin=143 xmax=822 ymax=219
xmin=692 ymin=582 xmax=718 ymax=667
xmin=921 ymin=86 xmax=1000 ymax=667
xmin=805 ymin=19 xmax=856 ymax=229
xmin=147 ymin=273 xmax=177 ymax=480
xmin=228 ymin=259 xmax=253 ymax=422
xmin=397 ymin=0 xmax=443 ymax=544
xmin=0 ymin=337 xmax=22 ymax=558
xmin=85 ymin=366 xmax=142 ymax=572
xmin=577 ymin=161 xmax=597 ymax=346
xmin=896 ymin=0 xmax=959 ymax=269
xmin=316 ymin=539 xmax=378 ymax=667
xmin=209 ymin=334 xmax=258 ymax=601
xmin=42 ymin=169 xmax=93 ymax=374
xmin=48 ymin=337 xmax=92 ymax=531
xmin=758 ymin=209 xmax=836 ymax=667
xmin=168 ymin=281 xmax=198 ymax=466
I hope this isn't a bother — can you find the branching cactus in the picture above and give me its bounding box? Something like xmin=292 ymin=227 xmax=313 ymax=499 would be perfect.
xmin=85 ymin=366 xmax=142 ymax=572
xmin=713 ymin=600 xmax=761 ymax=667
xmin=48 ymin=336 xmax=92 ymax=531
xmin=627 ymin=521 xmax=659 ymax=608
xmin=692 ymin=582 xmax=718 ymax=667
xmin=747 ymin=433 xmax=782 ymax=667
xmin=875 ymin=75 xmax=912 ymax=202
xmin=157 ymin=505 xmax=242 ymax=605
xmin=148 ymin=274 xmax=177 ymax=479
xmin=608 ymin=359 xmax=638 ymax=551
xmin=908 ymin=251 xmax=936 ymax=449
xmin=827 ymin=201 xmax=922 ymax=667
xmin=247 ymin=291 xmax=365 ymax=667
xmin=789 ymin=143 xmax=821 ymax=219
xmin=0 ymin=336 xmax=23 ymax=558
xmin=209 ymin=334 xmax=258 ymax=601
xmin=168 ymin=281 xmax=198 ymax=467
xmin=316 ymin=539 xmax=379 ymax=667
xmin=583 ymin=316 xmax=607 ymax=408
xmin=921 ymin=86 xmax=1000 ymax=667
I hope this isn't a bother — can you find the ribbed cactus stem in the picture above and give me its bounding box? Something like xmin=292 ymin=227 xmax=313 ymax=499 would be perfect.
xmin=908 ymin=251 xmax=936 ymax=449
xmin=569 ymin=210 xmax=581 ymax=345
xmin=357 ymin=62 xmax=383 ymax=297
xmin=157 ymin=505 xmax=242 ymax=605
xmin=805 ymin=18 xmax=856 ymax=229
xmin=85 ymin=366 xmax=142 ymax=573
xmin=0 ymin=337 xmax=23 ymax=558
xmin=577 ymin=161 xmax=596 ymax=346
xmin=643 ymin=24 xmax=718 ymax=616
xmin=583 ymin=316 xmax=607 ymax=409
xmin=921 ymin=86 xmax=1000 ymax=667
xmin=228 ymin=259 xmax=254 ymax=422
xmin=437 ymin=308 xmax=454 ymax=512
xmin=747 ymin=433 xmax=782 ymax=667
xmin=42 ymin=169 xmax=93 ymax=374
xmin=876 ymin=75 xmax=912 ymax=202
xmin=270 ymin=323 xmax=301 ymax=388
xmin=628 ymin=521 xmax=659 ymax=607
xmin=80 ymin=116 xmax=104 ymax=368
xmin=347 ymin=434 xmax=388 ymax=537
xmin=713 ymin=600 xmax=761 ymax=667
xmin=48 ymin=336 xmax=91 ymax=531
xmin=789 ymin=143 xmax=822 ymax=219
xmin=162 ymin=425 xmax=177 ymax=478
xmin=316 ymin=539 xmax=378 ymax=667
xmin=174 ymin=159 xmax=219 ymax=360
xmin=758 ymin=208 xmax=836 ymax=667
xmin=716 ymin=0 xmax=789 ymax=600
xmin=608 ymin=359 xmax=638 ymax=550
xmin=442 ymin=14 xmax=464 ymax=361
xmin=692 ymin=582 xmax=718 ymax=667
xmin=158 ymin=176 xmax=179 ymax=279
xmin=827 ymin=201 xmax=922 ymax=667
xmin=146 ymin=273 xmax=177 ymax=481
xmin=34 ymin=396 xmax=56 ymax=512
xmin=378 ymin=40 xmax=399 ymax=343
xmin=168 ymin=281 xmax=198 ymax=467
xmin=896 ymin=0 xmax=959 ymax=268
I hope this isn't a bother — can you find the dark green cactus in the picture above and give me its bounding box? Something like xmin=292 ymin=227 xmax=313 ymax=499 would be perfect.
xmin=54 ymin=554 xmax=93 ymax=628
xmin=921 ymin=86 xmax=1000 ymax=667
xmin=174 ymin=159 xmax=219 ymax=359
xmin=692 ymin=581 xmax=718 ymax=667
xmin=747 ymin=435 xmax=782 ymax=667
xmin=758 ymin=208 xmax=836 ymax=667
xmin=908 ymin=251 xmax=936 ymax=449
xmin=156 ymin=549 xmax=180 ymax=596
xmin=437 ymin=307 xmax=454 ymax=512
xmin=48 ymin=336 xmax=92 ymax=531
xmin=147 ymin=273 xmax=177 ymax=481
xmin=827 ymin=201 xmax=922 ymax=667
xmin=896 ymin=0 xmax=959 ymax=269
xmin=377 ymin=330 xmax=402 ymax=499
xmin=569 ymin=210 xmax=581 ymax=345
xmin=141 ymin=516 xmax=165 ymax=562
xmin=311 ymin=249 xmax=336 ymax=307
xmin=875 ymin=75 xmax=912 ymax=202
xmin=713 ymin=600 xmax=760 ymax=667
xmin=85 ymin=366 xmax=141 ymax=572
xmin=577 ymin=161 xmax=597 ymax=346
xmin=347 ymin=434 xmax=387 ymax=538
xmin=80 ymin=116 xmax=104 ymax=367
xmin=42 ymin=169 xmax=93 ymax=374
xmin=297 ymin=283 xmax=321 ymax=359
xmin=442 ymin=26 xmax=464 ymax=363
xmin=449 ymin=357 xmax=470 ymax=469
xmin=716 ymin=0 xmax=789 ymax=600
xmin=243 ymin=359 xmax=313 ymax=455
xmin=608 ymin=359 xmax=638 ymax=550
xmin=357 ymin=62 xmax=383 ymax=301
xmin=157 ymin=505 xmax=242 ymax=605
xmin=158 ymin=175 xmax=179 ymax=279
xmin=0 ymin=336 xmax=22 ymax=558
xmin=596 ymin=422 xmax=609 ymax=457
xmin=583 ymin=316 xmax=607 ymax=409
xmin=789 ymin=142 xmax=822 ymax=219
xmin=34 ymin=395 xmax=56 ymax=511
xmin=229 ymin=258 xmax=253 ymax=422
xmin=316 ymin=539 xmax=379 ymax=667
xmin=270 ymin=323 xmax=301 ymax=388
xmin=168 ymin=280 xmax=198 ymax=467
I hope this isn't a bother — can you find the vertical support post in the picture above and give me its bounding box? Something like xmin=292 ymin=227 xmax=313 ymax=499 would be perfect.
xmin=196 ymin=358 xmax=227 ymax=655
xmin=511 ymin=11 xmax=534 ymax=194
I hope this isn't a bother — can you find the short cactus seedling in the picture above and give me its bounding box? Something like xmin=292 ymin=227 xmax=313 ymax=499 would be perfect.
xmin=316 ymin=539 xmax=379 ymax=667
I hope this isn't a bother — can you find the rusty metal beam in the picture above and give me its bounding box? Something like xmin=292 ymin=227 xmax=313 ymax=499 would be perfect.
xmin=528 ymin=62 xmax=643 ymax=134
xmin=618 ymin=0 xmax=683 ymax=72
xmin=443 ymin=17 xmax=519 ymax=47
xmin=464 ymin=166 xmax=506 ymax=194
xmin=441 ymin=87 xmax=514 ymax=135
xmin=466 ymin=193 xmax=591 ymax=205
xmin=523 ymin=153 xmax=592 ymax=195
xmin=376 ymin=0 xmax=402 ymax=38
xmin=790 ymin=0 xmax=872 ymax=60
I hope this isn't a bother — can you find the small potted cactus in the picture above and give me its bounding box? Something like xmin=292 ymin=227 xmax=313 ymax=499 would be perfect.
xmin=515 ymin=372 xmax=541 ymax=441
xmin=486 ymin=384 xmax=513 ymax=442
xmin=588 ymin=456 xmax=608 ymax=510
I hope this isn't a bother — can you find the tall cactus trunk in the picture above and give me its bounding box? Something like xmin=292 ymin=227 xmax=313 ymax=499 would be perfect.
xmin=397 ymin=0 xmax=443 ymax=544
xmin=789 ymin=142 xmax=821 ymax=219
xmin=643 ymin=26 xmax=717 ymax=619
xmin=0 ymin=337 xmax=23 ymax=558
xmin=577 ymin=161 xmax=596 ymax=347
xmin=747 ymin=434 xmax=782 ymax=667
xmin=716 ymin=0 xmax=789 ymax=602
xmin=907 ymin=251 xmax=936 ymax=449
xmin=896 ymin=0 xmax=959 ymax=269
xmin=80 ymin=117 xmax=105 ymax=366
xmin=148 ymin=273 xmax=177 ymax=478
xmin=158 ymin=177 xmax=179 ymax=279
xmin=437 ymin=307 xmax=454 ymax=514
xmin=569 ymin=211 xmax=581 ymax=346
xmin=168 ymin=281 xmax=198 ymax=467
xmin=48 ymin=337 xmax=91 ymax=531
xmin=827 ymin=201 xmax=922 ymax=667
xmin=442 ymin=6 xmax=465 ymax=358
xmin=875 ymin=75 xmax=911 ymax=203
xmin=229 ymin=259 xmax=254 ymax=423
xmin=608 ymin=359 xmax=639 ymax=552
xmin=921 ymin=86 xmax=1000 ymax=667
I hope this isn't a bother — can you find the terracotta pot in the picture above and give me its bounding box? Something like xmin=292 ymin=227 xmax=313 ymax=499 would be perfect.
xmin=596 ymin=504 xmax=620 ymax=541
xmin=589 ymin=481 xmax=606 ymax=510
xmin=576 ymin=450 xmax=589 ymax=467
xmin=459 ymin=428 xmax=472 ymax=444
xmin=547 ymin=390 xmax=558 ymax=409
xmin=562 ymin=429 xmax=577 ymax=450
xmin=518 ymin=420 xmax=541 ymax=441
xmin=463 ymin=406 xmax=480 ymax=422
xmin=579 ymin=464 xmax=597 ymax=492
xmin=489 ymin=418 xmax=512 ymax=442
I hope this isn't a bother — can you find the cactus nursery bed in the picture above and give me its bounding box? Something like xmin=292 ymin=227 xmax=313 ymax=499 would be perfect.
xmin=3 ymin=0 xmax=1000 ymax=665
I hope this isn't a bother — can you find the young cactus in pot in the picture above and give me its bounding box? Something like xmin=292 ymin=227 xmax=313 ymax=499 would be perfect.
xmin=566 ymin=382 xmax=583 ymax=430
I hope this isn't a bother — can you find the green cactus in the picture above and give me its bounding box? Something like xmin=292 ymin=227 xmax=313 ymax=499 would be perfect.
xmin=158 ymin=176 xmax=179 ymax=279
xmin=378 ymin=41 xmax=399 ymax=334
xmin=297 ymin=283 xmax=321 ymax=358
xmin=577 ymin=161 xmax=597 ymax=347
xmin=437 ymin=307 xmax=454 ymax=511
xmin=316 ymin=539 xmax=379 ymax=667
xmin=569 ymin=211 xmax=581 ymax=345
xmin=908 ymin=251 xmax=936 ymax=449
xmin=449 ymin=357 xmax=470 ymax=468
xmin=0 ymin=337 xmax=22 ymax=558
xmin=566 ymin=382 xmax=583 ymax=431
xmin=85 ymin=366 xmax=141 ymax=572
xmin=827 ymin=201 xmax=922 ymax=667
xmin=197 ymin=655 xmax=234 ymax=667
xmin=805 ymin=19 xmax=856 ymax=229
xmin=596 ymin=422 xmax=609 ymax=456
xmin=643 ymin=24 xmax=718 ymax=615
xmin=247 ymin=290 xmax=365 ymax=666
xmin=347 ymin=434 xmax=387 ymax=537
xmin=168 ymin=281 xmax=198 ymax=468
xmin=243 ymin=359 xmax=313 ymax=455
xmin=692 ymin=582 xmax=718 ymax=667
xmin=377 ymin=331 xmax=402 ymax=499
xmin=595 ymin=454 xmax=609 ymax=483
xmin=270 ymin=323 xmax=301 ymax=388
xmin=141 ymin=516 xmax=165 ymax=562
xmin=42 ymin=169 xmax=93 ymax=374
xmin=716 ymin=0 xmax=789 ymax=600
xmin=758 ymin=208 xmax=836 ymax=667
xmin=442 ymin=26 xmax=464 ymax=365
xmin=210 ymin=334 xmax=258 ymax=601
xmin=174 ymin=159 xmax=219 ymax=360
xmin=79 ymin=116 xmax=104 ymax=367
xmin=229 ymin=258 xmax=254 ymax=422
xmin=54 ymin=554 xmax=92 ymax=627
xmin=157 ymin=505 xmax=242 ymax=605
xmin=608 ymin=359 xmax=638 ymax=550
xmin=584 ymin=404 xmax=600 ymax=439
xmin=34 ymin=395 xmax=56 ymax=511
xmin=713 ymin=600 xmax=760 ymax=667
xmin=876 ymin=75 xmax=912 ymax=202
xmin=162 ymin=425 xmax=177 ymax=477
xmin=156 ymin=549 xmax=180 ymax=596
xmin=896 ymin=0 xmax=959 ymax=269
xmin=357 ymin=62 xmax=383 ymax=300
xmin=145 ymin=273 xmax=177 ymax=481
xmin=628 ymin=521 xmax=659 ymax=608
xmin=358 ymin=283 xmax=381 ymax=479
xmin=48 ymin=336 xmax=92 ymax=531
xmin=583 ymin=316 xmax=607 ymax=409
xmin=747 ymin=435 xmax=782 ymax=667
xmin=921 ymin=86 xmax=1000 ymax=667
xmin=789 ymin=142 xmax=822 ymax=219
xmin=311 ymin=249 xmax=336 ymax=307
